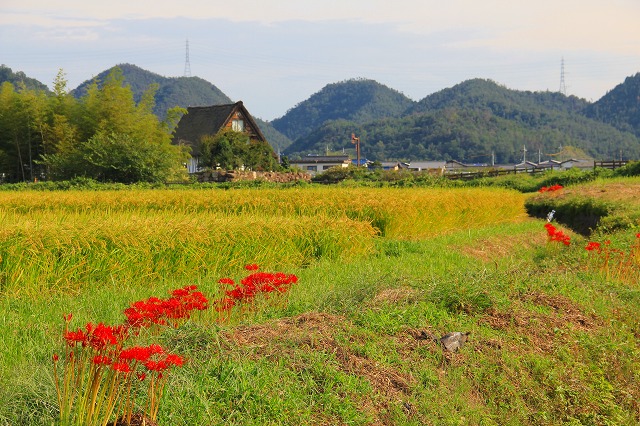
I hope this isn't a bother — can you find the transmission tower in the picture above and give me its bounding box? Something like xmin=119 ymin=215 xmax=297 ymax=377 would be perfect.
xmin=559 ymin=57 xmax=567 ymax=95
xmin=184 ymin=39 xmax=192 ymax=77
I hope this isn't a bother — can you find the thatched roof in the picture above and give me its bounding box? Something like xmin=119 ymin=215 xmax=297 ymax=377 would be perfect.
xmin=172 ymin=101 xmax=266 ymax=155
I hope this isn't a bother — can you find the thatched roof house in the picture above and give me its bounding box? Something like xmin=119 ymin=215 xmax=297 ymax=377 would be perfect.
xmin=172 ymin=101 xmax=267 ymax=172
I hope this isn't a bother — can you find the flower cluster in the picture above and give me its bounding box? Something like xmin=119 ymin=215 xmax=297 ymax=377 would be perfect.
xmin=584 ymin=233 xmax=640 ymax=282
xmin=124 ymin=285 xmax=208 ymax=328
xmin=544 ymin=223 xmax=571 ymax=246
xmin=538 ymin=184 xmax=563 ymax=193
xmin=53 ymin=285 xmax=204 ymax=425
xmin=214 ymin=265 xmax=298 ymax=318
xmin=53 ymin=266 xmax=300 ymax=423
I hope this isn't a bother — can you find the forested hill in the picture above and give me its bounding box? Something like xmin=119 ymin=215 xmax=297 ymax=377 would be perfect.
xmin=408 ymin=78 xmax=589 ymax=116
xmin=0 ymin=64 xmax=49 ymax=92
xmin=283 ymin=78 xmax=640 ymax=163
xmin=583 ymin=73 xmax=640 ymax=137
xmin=71 ymin=64 xmax=232 ymax=119
xmin=270 ymin=79 xmax=416 ymax=141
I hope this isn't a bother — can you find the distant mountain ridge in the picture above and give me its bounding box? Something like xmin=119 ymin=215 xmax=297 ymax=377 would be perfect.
xmin=280 ymin=77 xmax=640 ymax=162
xmin=3 ymin=64 xmax=640 ymax=162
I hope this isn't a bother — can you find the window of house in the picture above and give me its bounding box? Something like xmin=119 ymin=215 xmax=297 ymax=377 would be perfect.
xmin=306 ymin=166 xmax=317 ymax=172
xmin=232 ymin=119 xmax=245 ymax=132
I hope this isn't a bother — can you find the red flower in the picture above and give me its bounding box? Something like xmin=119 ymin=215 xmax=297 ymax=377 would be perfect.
xmin=137 ymin=372 xmax=146 ymax=381
xmin=120 ymin=346 xmax=152 ymax=362
xmin=218 ymin=278 xmax=235 ymax=286
xmin=64 ymin=328 xmax=87 ymax=347
xmin=144 ymin=359 xmax=169 ymax=372
xmin=92 ymin=355 xmax=112 ymax=366
xmin=53 ymin=354 xmax=59 ymax=362
xmin=112 ymin=362 xmax=132 ymax=373
xmin=244 ymin=264 xmax=260 ymax=271
xmin=165 ymin=354 xmax=185 ymax=367
xmin=585 ymin=241 xmax=601 ymax=252
xmin=538 ymin=184 xmax=563 ymax=193
xmin=63 ymin=313 xmax=73 ymax=322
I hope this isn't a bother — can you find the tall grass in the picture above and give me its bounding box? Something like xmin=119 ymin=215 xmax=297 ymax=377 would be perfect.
xmin=1 ymin=184 xmax=639 ymax=425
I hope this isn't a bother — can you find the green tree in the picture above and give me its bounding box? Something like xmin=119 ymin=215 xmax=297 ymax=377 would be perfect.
xmin=199 ymin=129 xmax=278 ymax=171
xmin=40 ymin=67 xmax=189 ymax=182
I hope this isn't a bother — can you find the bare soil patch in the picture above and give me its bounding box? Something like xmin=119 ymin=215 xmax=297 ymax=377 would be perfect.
xmin=459 ymin=227 xmax=546 ymax=262
xmin=478 ymin=291 xmax=600 ymax=353
xmin=223 ymin=312 xmax=416 ymax=424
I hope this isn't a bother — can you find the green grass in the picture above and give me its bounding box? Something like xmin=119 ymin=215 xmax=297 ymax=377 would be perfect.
xmin=0 ymin=183 xmax=639 ymax=425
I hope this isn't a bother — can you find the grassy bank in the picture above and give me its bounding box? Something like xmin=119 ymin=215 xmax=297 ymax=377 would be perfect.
xmin=0 ymin=183 xmax=638 ymax=425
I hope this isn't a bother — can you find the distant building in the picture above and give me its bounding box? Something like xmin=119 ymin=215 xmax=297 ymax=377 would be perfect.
xmin=289 ymin=155 xmax=351 ymax=176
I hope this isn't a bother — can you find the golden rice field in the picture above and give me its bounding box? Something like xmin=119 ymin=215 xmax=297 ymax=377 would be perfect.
xmin=0 ymin=187 xmax=528 ymax=297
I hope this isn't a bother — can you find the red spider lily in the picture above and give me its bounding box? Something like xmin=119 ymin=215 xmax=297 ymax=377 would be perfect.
xmin=165 ymin=354 xmax=185 ymax=367
xmin=119 ymin=346 xmax=153 ymax=363
xmin=585 ymin=241 xmax=602 ymax=252
xmin=124 ymin=286 xmax=208 ymax=328
xmin=92 ymin=355 xmax=112 ymax=366
xmin=86 ymin=323 xmax=128 ymax=350
xmin=63 ymin=313 xmax=73 ymax=322
xmin=64 ymin=329 xmax=87 ymax=347
xmin=538 ymin=184 xmax=563 ymax=193
xmin=53 ymin=354 xmax=59 ymax=362
xmin=544 ymin=223 xmax=571 ymax=245
xmin=112 ymin=362 xmax=132 ymax=373
xmin=244 ymin=263 xmax=260 ymax=271
xmin=137 ymin=372 xmax=146 ymax=381
xmin=218 ymin=278 xmax=235 ymax=286
xmin=144 ymin=359 xmax=169 ymax=372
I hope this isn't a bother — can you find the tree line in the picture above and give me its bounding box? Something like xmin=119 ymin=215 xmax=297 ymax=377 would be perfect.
xmin=0 ymin=67 xmax=190 ymax=183
xmin=0 ymin=66 xmax=281 ymax=184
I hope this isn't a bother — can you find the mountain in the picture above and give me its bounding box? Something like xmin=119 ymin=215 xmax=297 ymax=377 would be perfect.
xmin=409 ymin=78 xmax=589 ymax=116
xmin=583 ymin=73 xmax=640 ymax=137
xmin=270 ymin=78 xmax=416 ymax=142
xmin=71 ymin=64 xmax=292 ymax=150
xmin=0 ymin=64 xmax=49 ymax=92
xmin=284 ymin=78 xmax=640 ymax=163
xmin=72 ymin=64 xmax=232 ymax=118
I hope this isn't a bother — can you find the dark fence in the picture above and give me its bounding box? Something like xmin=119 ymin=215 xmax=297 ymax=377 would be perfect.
xmin=593 ymin=160 xmax=628 ymax=170
xmin=444 ymin=167 xmax=546 ymax=181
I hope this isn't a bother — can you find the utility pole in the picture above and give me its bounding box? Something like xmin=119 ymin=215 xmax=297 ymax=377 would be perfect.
xmin=522 ymin=145 xmax=527 ymax=163
xmin=351 ymin=134 xmax=361 ymax=167
xmin=559 ymin=57 xmax=567 ymax=95
xmin=184 ymin=39 xmax=192 ymax=77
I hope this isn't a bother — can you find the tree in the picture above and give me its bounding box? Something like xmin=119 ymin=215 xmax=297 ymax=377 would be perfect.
xmin=198 ymin=129 xmax=278 ymax=171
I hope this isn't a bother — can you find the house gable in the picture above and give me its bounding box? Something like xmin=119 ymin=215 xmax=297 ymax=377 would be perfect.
xmin=172 ymin=101 xmax=266 ymax=156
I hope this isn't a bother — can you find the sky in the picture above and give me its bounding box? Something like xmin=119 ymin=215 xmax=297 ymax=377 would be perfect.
xmin=1 ymin=0 xmax=639 ymax=120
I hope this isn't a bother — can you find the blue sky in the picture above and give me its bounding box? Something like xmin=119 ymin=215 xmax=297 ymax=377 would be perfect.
xmin=1 ymin=0 xmax=639 ymax=120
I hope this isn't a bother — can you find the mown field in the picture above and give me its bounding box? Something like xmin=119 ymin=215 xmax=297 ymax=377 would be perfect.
xmin=0 ymin=182 xmax=638 ymax=425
